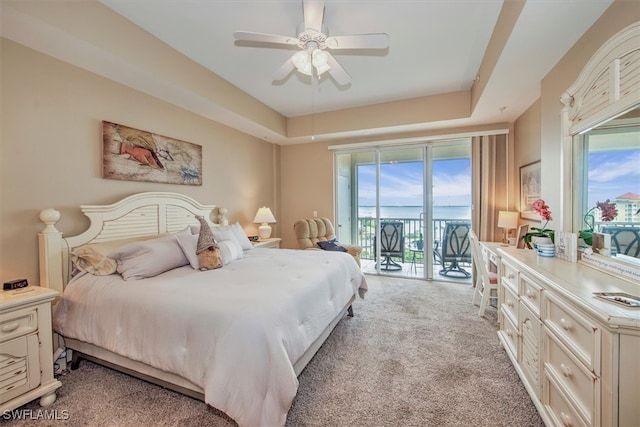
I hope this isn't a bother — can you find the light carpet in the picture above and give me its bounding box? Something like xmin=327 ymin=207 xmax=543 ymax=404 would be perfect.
xmin=3 ymin=275 xmax=543 ymax=426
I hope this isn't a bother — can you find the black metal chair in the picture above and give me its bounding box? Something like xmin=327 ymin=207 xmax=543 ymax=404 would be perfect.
xmin=374 ymin=222 xmax=405 ymax=271
xmin=600 ymin=226 xmax=640 ymax=258
xmin=438 ymin=221 xmax=472 ymax=278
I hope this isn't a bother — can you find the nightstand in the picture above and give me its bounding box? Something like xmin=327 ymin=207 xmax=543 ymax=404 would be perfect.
xmin=0 ymin=286 xmax=62 ymax=413
xmin=252 ymin=238 xmax=282 ymax=249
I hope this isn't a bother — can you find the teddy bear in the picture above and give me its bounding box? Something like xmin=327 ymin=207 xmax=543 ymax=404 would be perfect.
xmin=195 ymin=215 xmax=222 ymax=270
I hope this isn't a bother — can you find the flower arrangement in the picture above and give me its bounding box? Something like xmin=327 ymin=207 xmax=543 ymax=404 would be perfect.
xmin=579 ymin=199 xmax=618 ymax=245
xmin=523 ymin=199 xmax=554 ymax=247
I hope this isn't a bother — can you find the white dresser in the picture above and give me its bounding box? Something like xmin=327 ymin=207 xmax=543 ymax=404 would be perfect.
xmin=496 ymin=248 xmax=640 ymax=427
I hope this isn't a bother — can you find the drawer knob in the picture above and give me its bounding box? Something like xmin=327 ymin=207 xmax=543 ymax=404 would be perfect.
xmin=560 ymin=363 xmax=573 ymax=377
xmin=560 ymin=318 xmax=573 ymax=330
xmin=526 ymin=290 xmax=535 ymax=299
xmin=1 ymin=321 xmax=20 ymax=333
xmin=560 ymin=411 xmax=573 ymax=426
xmin=507 ymin=299 xmax=514 ymax=307
xmin=507 ymin=273 xmax=515 ymax=279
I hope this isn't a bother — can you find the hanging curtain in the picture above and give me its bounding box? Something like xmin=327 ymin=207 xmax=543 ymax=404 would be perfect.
xmin=472 ymin=134 xmax=509 ymax=242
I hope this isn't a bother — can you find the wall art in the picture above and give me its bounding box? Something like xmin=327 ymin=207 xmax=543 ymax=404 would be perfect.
xmin=520 ymin=161 xmax=541 ymax=220
xmin=103 ymin=121 xmax=202 ymax=186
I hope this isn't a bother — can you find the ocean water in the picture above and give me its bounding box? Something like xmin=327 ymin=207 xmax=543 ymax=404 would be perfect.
xmin=358 ymin=205 xmax=470 ymax=220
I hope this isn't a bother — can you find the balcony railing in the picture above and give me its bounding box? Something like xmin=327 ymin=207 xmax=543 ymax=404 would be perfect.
xmin=356 ymin=217 xmax=459 ymax=261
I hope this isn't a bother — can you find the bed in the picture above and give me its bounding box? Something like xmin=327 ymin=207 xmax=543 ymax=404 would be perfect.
xmin=38 ymin=192 xmax=367 ymax=427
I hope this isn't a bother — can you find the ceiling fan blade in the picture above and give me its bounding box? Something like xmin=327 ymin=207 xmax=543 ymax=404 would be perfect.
xmin=273 ymin=56 xmax=296 ymax=81
xmin=325 ymin=33 xmax=390 ymax=50
xmin=234 ymin=31 xmax=299 ymax=46
xmin=303 ymin=0 xmax=325 ymax=32
xmin=325 ymin=52 xmax=351 ymax=85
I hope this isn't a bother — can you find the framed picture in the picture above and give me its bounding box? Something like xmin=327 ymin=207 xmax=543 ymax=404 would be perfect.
xmin=520 ymin=161 xmax=541 ymax=220
xmin=103 ymin=121 xmax=202 ymax=186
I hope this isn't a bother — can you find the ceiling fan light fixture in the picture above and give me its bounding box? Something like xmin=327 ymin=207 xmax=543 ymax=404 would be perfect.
xmin=312 ymin=49 xmax=331 ymax=75
xmin=292 ymin=51 xmax=312 ymax=75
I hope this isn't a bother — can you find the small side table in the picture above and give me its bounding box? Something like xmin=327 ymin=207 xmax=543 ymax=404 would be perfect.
xmin=409 ymin=243 xmax=424 ymax=273
xmin=0 ymin=286 xmax=62 ymax=413
xmin=252 ymin=238 xmax=281 ymax=249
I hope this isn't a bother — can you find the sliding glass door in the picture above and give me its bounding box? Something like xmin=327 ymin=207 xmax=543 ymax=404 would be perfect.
xmin=335 ymin=140 xmax=471 ymax=280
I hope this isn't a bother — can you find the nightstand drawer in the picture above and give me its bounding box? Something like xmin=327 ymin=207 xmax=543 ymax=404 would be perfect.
xmin=0 ymin=307 xmax=38 ymax=343
xmin=0 ymin=334 xmax=40 ymax=404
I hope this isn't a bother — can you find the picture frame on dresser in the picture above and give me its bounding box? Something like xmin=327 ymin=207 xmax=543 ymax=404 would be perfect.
xmin=519 ymin=161 xmax=541 ymax=220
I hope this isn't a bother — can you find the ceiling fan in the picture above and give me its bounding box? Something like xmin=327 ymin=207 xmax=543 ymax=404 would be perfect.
xmin=233 ymin=0 xmax=389 ymax=85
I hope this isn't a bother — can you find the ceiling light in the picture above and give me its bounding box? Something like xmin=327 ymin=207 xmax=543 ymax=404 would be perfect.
xmin=312 ymin=49 xmax=331 ymax=76
xmin=292 ymin=51 xmax=312 ymax=75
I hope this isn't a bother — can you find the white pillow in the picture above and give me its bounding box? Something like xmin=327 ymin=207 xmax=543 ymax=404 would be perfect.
xmin=230 ymin=222 xmax=253 ymax=251
xmin=175 ymin=229 xmax=200 ymax=269
xmin=108 ymin=234 xmax=189 ymax=280
xmin=218 ymin=239 xmax=244 ymax=265
xmin=211 ymin=226 xmax=239 ymax=245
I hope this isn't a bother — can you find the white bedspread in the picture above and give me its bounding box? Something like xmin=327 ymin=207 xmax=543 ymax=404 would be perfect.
xmin=53 ymin=248 xmax=367 ymax=427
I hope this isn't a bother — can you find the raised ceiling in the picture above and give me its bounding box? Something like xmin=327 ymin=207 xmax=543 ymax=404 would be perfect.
xmin=1 ymin=0 xmax=613 ymax=145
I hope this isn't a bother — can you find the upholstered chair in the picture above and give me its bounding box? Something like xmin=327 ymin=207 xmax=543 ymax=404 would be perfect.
xmin=293 ymin=218 xmax=362 ymax=267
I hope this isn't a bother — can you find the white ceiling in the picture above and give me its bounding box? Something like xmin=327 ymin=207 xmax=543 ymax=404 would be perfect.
xmin=2 ymin=0 xmax=613 ymax=144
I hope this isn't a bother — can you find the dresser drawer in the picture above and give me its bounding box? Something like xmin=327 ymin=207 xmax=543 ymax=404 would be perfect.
xmin=544 ymin=371 xmax=590 ymax=427
xmin=520 ymin=273 xmax=542 ymax=316
xmin=0 ymin=307 xmax=38 ymax=343
xmin=520 ymin=302 xmax=542 ymax=398
xmin=544 ymin=329 xmax=597 ymax=426
xmin=501 ymin=284 xmax=519 ymax=326
xmin=501 ymin=260 xmax=519 ymax=294
xmin=499 ymin=310 xmax=519 ymax=361
xmin=544 ymin=293 xmax=600 ymax=374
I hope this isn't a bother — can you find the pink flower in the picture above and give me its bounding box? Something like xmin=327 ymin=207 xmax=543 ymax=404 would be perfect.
xmin=531 ymin=199 xmax=552 ymax=221
xmin=596 ymin=199 xmax=617 ymax=222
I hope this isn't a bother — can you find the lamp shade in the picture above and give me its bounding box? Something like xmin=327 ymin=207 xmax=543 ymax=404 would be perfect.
xmin=497 ymin=211 xmax=519 ymax=229
xmin=253 ymin=207 xmax=276 ymax=239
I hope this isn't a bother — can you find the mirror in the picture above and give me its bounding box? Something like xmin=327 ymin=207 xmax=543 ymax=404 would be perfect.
xmin=572 ymin=105 xmax=640 ymax=264
xmin=561 ymin=22 xmax=640 ymax=272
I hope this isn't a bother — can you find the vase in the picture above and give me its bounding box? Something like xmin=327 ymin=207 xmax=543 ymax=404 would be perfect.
xmin=531 ymin=236 xmax=553 ymax=248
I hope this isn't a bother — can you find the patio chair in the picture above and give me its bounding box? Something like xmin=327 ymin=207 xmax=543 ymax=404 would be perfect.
xmin=438 ymin=221 xmax=472 ymax=278
xmin=374 ymin=221 xmax=405 ymax=271
xmin=600 ymin=225 xmax=640 ymax=258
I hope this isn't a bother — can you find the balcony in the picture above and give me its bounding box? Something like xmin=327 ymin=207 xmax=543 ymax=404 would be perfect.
xmin=355 ymin=217 xmax=472 ymax=281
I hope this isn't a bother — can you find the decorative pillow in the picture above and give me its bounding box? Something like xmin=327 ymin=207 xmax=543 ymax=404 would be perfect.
xmin=175 ymin=229 xmax=200 ymax=269
xmin=82 ymin=234 xmax=169 ymax=257
xmin=317 ymin=240 xmax=348 ymax=252
xmin=71 ymin=245 xmax=117 ymax=276
xmin=217 ymin=239 xmax=245 ymax=265
xmin=230 ymin=222 xmax=253 ymax=251
xmin=108 ymin=234 xmax=189 ymax=280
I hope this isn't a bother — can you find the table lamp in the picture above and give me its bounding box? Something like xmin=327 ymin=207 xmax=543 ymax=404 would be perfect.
xmin=497 ymin=211 xmax=519 ymax=244
xmin=253 ymin=207 xmax=276 ymax=239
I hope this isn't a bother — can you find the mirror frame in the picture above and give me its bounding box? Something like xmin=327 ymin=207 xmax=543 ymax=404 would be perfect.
xmin=560 ymin=22 xmax=640 ymax=273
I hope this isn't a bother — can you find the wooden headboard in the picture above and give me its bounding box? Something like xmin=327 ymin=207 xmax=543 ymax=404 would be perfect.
xmin=38 ymin=192 xmax=219 ymax=295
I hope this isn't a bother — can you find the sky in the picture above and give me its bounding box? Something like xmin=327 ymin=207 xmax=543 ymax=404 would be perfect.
xmin=358 ymin=158 xmax=472 ymax=207
xmin=357 ymin=148 xmax=640 ymax=209
xmin=587 ymin=149 xmax=640 ymax=206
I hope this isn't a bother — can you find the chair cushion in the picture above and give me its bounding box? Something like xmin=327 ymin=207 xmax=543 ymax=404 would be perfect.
xmin=488 ymin=271 xmax=498 ymax=284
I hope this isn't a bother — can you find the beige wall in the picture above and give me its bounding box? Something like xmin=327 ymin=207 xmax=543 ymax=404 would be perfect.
xmin=513 ymin=98 xmax=541 ymax=230
xmin=0 ymin=39 xmax=277 ymax=285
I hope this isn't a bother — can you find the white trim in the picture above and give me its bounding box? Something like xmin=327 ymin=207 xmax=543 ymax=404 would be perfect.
xmin=328 ymin=128 xmax=510 ymax=151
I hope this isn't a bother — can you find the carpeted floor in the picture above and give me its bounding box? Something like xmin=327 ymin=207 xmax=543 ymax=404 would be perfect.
xmin=2 ymin=275 xmax=544 ymax=426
